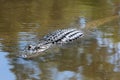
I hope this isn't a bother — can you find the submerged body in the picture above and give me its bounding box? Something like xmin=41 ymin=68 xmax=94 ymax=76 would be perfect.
xmin=19 ymin=15 xmax=119 ymax=58
xmin=20 ymin=28 xmax=84 ymax=58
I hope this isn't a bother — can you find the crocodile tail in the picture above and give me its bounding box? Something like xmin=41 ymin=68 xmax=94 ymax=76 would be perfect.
xmin=85 ymin=15 xmax=119 ymax=30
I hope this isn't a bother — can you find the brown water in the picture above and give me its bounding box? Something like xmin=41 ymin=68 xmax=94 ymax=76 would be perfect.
xmin=0 ymin=0 xmax=120 ymax=80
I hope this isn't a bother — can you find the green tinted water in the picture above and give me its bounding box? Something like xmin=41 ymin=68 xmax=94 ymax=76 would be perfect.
xmin=0 ymin=0 xmax=120 ymax=80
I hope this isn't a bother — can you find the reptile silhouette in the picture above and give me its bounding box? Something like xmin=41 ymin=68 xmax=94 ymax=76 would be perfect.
xmin=19 ymin=15 xmax=119 ymax=58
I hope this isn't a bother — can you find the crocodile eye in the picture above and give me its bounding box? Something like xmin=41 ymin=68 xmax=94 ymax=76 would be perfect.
xmin=37 ymin=47 xmax=40 ymax=49
xmin=27 ymin=45 xmax=34 ymax=50
xmin=28 ymin=45 xmax=31 ymax=50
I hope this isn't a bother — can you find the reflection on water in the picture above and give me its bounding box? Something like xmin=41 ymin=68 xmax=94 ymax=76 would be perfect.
xmin=13 ymin=58 xmax=41 ymax=80
xmin=0 ymin=52 xmax=16 ymax=80
xmin=0 ymin=0 xmax=120 ymax=80
xmin=18 ymin=32 xmax=37 ymax=50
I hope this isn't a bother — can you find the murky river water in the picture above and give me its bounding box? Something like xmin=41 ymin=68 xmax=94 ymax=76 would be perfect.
xmin=0 ymin=0 xmax=120 ymax=80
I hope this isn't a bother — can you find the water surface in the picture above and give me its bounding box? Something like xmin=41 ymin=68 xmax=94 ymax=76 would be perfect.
xmin=0 ymin=0 xmax=120 ymax=80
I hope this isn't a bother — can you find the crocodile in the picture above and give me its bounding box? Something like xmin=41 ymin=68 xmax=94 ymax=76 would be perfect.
xmin=19 ymin=15 xmax=119 ymax=58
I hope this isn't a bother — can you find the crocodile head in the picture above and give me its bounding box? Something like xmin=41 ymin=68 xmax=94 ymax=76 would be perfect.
xmin=19 ymin=43 xmax=52 ymax=58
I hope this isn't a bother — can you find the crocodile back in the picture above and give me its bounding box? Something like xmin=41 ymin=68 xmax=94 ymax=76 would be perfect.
xmin=43 ymin=28 xmax=84 ymax=44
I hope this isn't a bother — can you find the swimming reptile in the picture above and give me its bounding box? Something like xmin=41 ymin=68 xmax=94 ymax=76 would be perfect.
xmin=19 ymin=15 xmax=119 ymax=58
